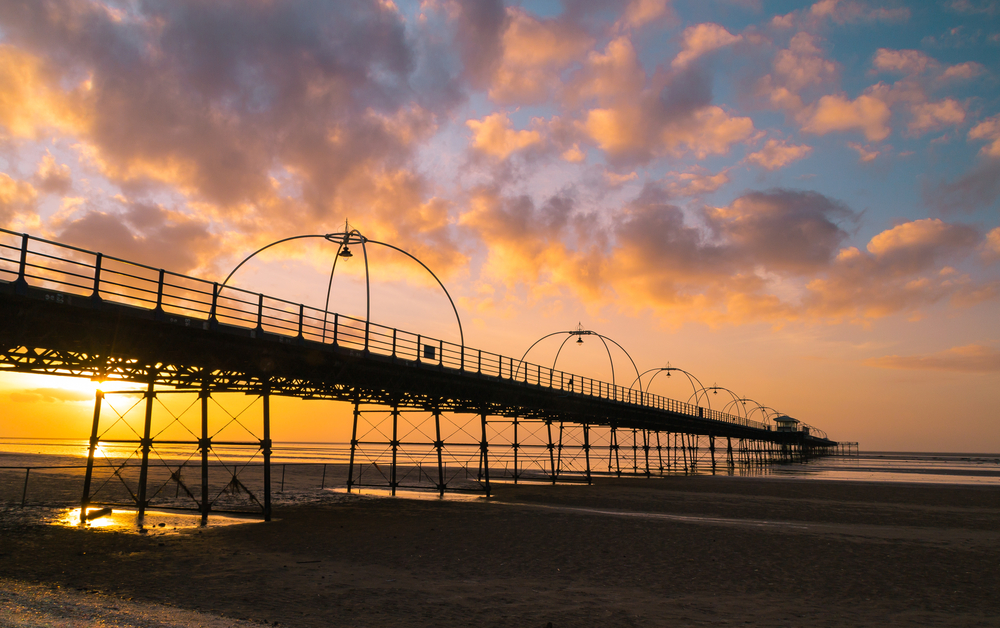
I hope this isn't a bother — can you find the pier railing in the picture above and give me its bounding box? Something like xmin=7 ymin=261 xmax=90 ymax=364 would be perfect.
xmin=0 ymin=228 xmax=768 ymax=431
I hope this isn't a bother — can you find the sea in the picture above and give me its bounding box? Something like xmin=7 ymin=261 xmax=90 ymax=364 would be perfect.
xmin=2 ymin=437 xmax=999 ymax=486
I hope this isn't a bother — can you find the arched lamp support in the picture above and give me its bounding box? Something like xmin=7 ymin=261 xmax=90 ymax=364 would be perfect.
xmin=516 ymin=328 xmax=640 ymax=389
xmin=220 ymin=228 xmax=464 ymax=354
xmin=630 ymin=365 xmax=706 ymax=407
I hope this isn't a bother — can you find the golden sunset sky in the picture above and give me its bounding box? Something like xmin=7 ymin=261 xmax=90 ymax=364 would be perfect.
xmin=1 ymin=0 xmax=998 ymax=452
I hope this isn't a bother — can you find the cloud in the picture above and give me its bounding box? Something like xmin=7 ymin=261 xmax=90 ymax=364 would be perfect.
xmin=487 ymin=7 xmax=594 ymax=104
xmin=466 ymin=112 xmax=543 ymax=159
xmin=927 ymin=158 xmax=1000 ymax=213
xmin=800 ymin=90 xmax=891 ymax=141
xmin=451 ymin=0 xmax=508 ymax=90
xmin=0 ymin=0 xmax=458 ymax=242
xmin=809 ymin=0 xmax=910 ymax=24
xmin=908 ymin=99 xmax=965 ymax=135
xmin=704 ymin=189 xmax=856 ymax=273
xmin=671 ymin=23 xmax=742 ymax=69
xmin=744 ymin=139 xmax=812 ymax=170
xmin=847 ymin=142 xmax=881 ymax=162
xmin=804 ymin=219 xmax=987 ymax=320
xmin=968 ymin=114 xmax=1000 ymax=157
xmin=583 ymin=102 xmax=756 ymax=163
xmin=8 ymin=387 xmax=93 ymax=403
xmin=0 ymin=172 xmax=38 ymax=228
xmin=32 ymin=153 xmax=72 ymax=195
xmin=666 ymin=169 xmax=730 ymax=197
xmin=756 ymin=33 xmax=836 ymax=114
xmin=872 ymin=48 xmax=932 ymax=75
xmin=941 ymin=61 xmax=984 ymax=80
xmin=619 ymin=0 xmax=673 ymax=29
xmin=865 ymin=344 xmax=1000 ymax=373
xmin=983 ymin=227 xmax=1000 ymax=260
xmin=866 ymin=218 xmax=980 ymax=271
xmin=54 ymin=200 xmax=218 ymax=273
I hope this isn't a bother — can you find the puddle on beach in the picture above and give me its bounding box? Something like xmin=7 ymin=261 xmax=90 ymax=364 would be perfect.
xmin=52 ymin=507 xmax=260 ymax=534
xmin=326 ymin=487 xmax=486 ymax=502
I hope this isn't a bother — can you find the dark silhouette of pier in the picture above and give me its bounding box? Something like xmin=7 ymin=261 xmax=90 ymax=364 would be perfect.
xmin=0 ymin=229 xmax=842 ymax=522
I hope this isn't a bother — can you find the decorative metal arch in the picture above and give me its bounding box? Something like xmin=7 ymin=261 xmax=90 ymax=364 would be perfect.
xmin=693 ymin=385 xmax=745 ymax=417
xmin=515 ymin=324 xmax=640 ymax=388
xmin=219 ymin=223 xmax=464 ymax=350
xmin=630 ymin=363 xmax=706 ymax=405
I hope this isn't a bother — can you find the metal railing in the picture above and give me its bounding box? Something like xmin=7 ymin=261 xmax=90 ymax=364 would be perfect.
xmin=0 ymin=228 xmax=768 ymax=431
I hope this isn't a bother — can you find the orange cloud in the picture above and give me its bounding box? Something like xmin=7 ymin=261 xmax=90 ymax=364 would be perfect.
xmin=0 ymin=45 xmax=90 ymax=139
xmin=466 ymin=112 xmax=543 ymax=159
xmin=968 ymin=114 xmax=1000 ymax=157
xmin=744 ymin=139 xmax=812 ymax=170
xmin=801 ymin=91 xmax=891 ymax=141
xmin=872 ymin=48 xmax=931 ymax=75
xmin=847 ymin=142 xmax=880 ymax=162
xmin=941 ymin=62 xmax=984 ymax=80
xmin=865 ymin=345 xmax=1000 ymax=373
xmin=0 ymin=173 xmax=38 ymax=228
xmin=666 ymin=169 xmax=730 ymax=197
xmin=584 ymin=104 xmax=755 ymax=161
xmin=671 ymin=23 xmax=742 ymax=69
xmin=488 ymin=7 xmax=594 ymax=104
xmin=619 ymin=0 xmax=672 ymax=29
xmin=908 ymin=99 xmax=965 ymax=135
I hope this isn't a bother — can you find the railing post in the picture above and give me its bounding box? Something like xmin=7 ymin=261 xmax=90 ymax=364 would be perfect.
xmin=255 ymin=293 xmax=264 ymax=337
xmin=297 ymin=304 xmax=304 ymax=340
xmin=154 ymin=269 xmax=165 ymax=319
xmin=91 ymin=253 xmax=103 ymax=304
xmin=209 ymin=282 xmax=219 ymax=330
xmin=332 ymin=313 xmax=339 ymax=346
xmin=14 ymin=233 xmax=29 ymax=295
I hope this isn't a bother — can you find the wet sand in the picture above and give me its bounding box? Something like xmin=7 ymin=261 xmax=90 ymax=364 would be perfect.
xmin=2 ymin=475 xmax=1000 ymax=627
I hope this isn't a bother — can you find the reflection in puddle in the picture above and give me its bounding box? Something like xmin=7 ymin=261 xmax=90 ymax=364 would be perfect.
xmin=326 ymin=487 xmax=485 ymax=502
xmin=53 ymin=507 xmax=260 ymax=534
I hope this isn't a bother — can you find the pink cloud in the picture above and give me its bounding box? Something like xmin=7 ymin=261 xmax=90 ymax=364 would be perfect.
xmin=744 ymin=139 xmax=812 ymax=170
xmin=801 ymin=91 xmax=891 ymax=141
xmin=466 ymin=112 xmax=543 ymax=159
xmin=865 ymin=344 xmax=1000 ymax=373
xmin=671 ymin=23 xmax=742 ymax=69
xmin=968 ymin=114 xmax=1000 ymax=157
xmin=908 ymin=99 xmax=965 ymax=135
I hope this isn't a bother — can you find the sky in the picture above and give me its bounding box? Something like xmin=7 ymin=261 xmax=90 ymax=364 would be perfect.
xmin=0 ymin=0 xmax=998 ymax=452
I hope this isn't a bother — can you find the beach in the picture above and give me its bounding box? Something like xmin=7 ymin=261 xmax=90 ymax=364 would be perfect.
xmin=2 ymin=474 xmax=1000 ymax=627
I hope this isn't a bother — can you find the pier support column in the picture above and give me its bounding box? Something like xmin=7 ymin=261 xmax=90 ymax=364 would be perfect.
xmin=479 ymin=410 xmax=491 ymax=497
xmin=137 ymin=380 xmax=155 ymax=520
xmin=556 ymin=422 xmax=564 ymax=478
xmin=611 ymin=426 xmax=621 ymax=477
xmin=710 ymin=435 xmax=716 ymax=474
xmin=434 ymin=407 xmax=445 ymax=497
xmin=643 ymin=429 xmax=651 ymax=478
xmin=512 ymin=415 xmax=520 ymax=484
xmin=346 ymin=394 xmax=360 ymax=493
xmin=199 ymin=383 xmax=211 ymax=524
xmin=80 ymin=389 xmax=103 ymax=520
xmin=390 ymin=405 xmax=400 ymax=496
xmin=656 ymin=431 xmax=664 ymax=475
xmin=547 ymin=420 xmax=557 ymax=484
xmin=583 ymin=423 xmax=592 ymax=485
xmin=262 ymin=387 xmax=272 ymax=521
xmin=727 ymin=436 xmax=734 ymax=468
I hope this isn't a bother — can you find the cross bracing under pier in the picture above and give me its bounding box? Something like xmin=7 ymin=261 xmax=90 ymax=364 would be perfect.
xmin=0 ymin=228 xmax=841 ymax=520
